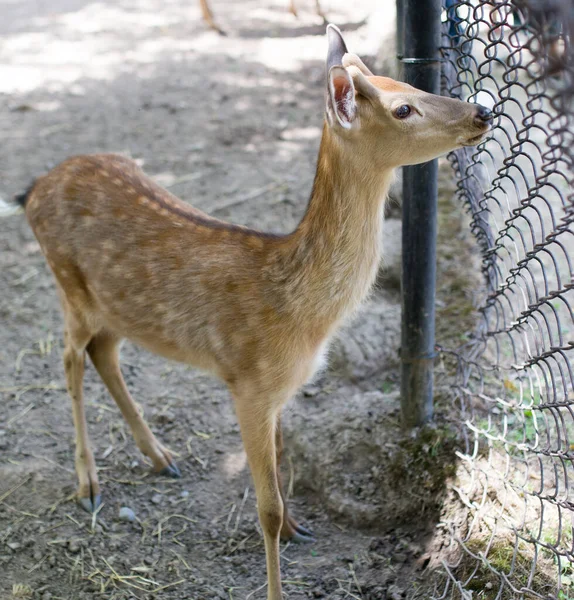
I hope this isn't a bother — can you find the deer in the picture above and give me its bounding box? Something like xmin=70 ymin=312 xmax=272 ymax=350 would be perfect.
xmin=15 ymin=25 xmax=492 ymax=600
xmin=199 ymin=0 xmax=326 ymax=35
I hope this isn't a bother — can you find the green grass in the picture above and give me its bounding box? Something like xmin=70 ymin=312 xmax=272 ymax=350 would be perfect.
xmin=456 ymin=538 xmax=561 ymax=599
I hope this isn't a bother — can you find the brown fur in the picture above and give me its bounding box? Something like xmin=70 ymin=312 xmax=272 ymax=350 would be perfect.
xmin=369 ymin=75 xmax=414 ymax=93
xmin=21 ymin=27 xmax=491 ymax=600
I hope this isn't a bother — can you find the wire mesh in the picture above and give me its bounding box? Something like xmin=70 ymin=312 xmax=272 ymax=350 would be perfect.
xmin=435 ymin=0 xmax=574 ymax=598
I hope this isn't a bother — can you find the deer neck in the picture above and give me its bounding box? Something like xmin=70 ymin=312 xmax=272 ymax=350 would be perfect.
xmin=280 ymin=124 xmax=393 ymax=325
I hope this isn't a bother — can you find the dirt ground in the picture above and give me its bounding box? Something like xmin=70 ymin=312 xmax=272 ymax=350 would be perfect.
xmin=0 ymin=1 xmax=478 ymax=599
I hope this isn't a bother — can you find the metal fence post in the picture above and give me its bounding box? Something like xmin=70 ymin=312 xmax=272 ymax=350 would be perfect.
xmin=396 ymin=0 xmax=405 ymax=79
xmin=400 ymin=0 xmax=442 ymax=428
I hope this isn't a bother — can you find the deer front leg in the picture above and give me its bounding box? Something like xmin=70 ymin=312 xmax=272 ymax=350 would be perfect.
xmin=234 ymin=396 xmax=284 ymax=600
xmin=276 ymin=414 xmax=315 ymax=543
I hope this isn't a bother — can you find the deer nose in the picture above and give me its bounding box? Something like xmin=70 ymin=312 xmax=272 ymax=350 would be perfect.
xmin=474 ymin=104 xmax=493 ymax=125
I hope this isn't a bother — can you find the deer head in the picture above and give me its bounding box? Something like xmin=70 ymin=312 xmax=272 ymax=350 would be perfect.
xmin=325 ymin=25 xmax=493 ymax=168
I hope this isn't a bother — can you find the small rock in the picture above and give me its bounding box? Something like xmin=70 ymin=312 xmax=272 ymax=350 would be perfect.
xmin=388 ymin=585 xmax=404 ymax=600
xmin=42 ymin=592 xmax=52 ymax=600
xmin=68 ymin=540 xmax=81 ymax=554
xmin=303 ymin=385 xmax=321 ymax=397
xmin=10 ymin=103 xmax=35 ymax=112
xmin=151 ymin=494 xmax=162 ymax=505
xmin=180 ymin=490 xmax=189 ymax=498
xmin=7 ymin=542 xmax=21 ymax=551
xmin=119 ymin=507 xmax=136 ymax=522
xmin=485 ymin=582 xmax=493 ymax=590
xmin=154 ymin=410 xmax=175 ymax=424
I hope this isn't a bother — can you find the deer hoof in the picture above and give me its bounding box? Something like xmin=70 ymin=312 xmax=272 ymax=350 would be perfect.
xmin=289 ymin=529 xmax=316 ymax=544
xmin=159 ymin=462 xmax=181 ymax=478
xmin=78 ymin=493 xmax=102 ymax=514
xmin=295 ymin=523 xmax=314 ymax=537
xmin=282 ymin=518 xmax=316 ymax=543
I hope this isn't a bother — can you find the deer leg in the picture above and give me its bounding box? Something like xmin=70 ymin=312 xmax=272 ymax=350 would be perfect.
xmin=199 ymin=0 xmax=226 ymax=35
xmin=289 ymin=0 xmax=298 ymax=18
xmin=234 ymin=396 xmax=284 ymax=600
xmin=276 ymin=415 xmax=315 ymax=543
xmin=315 ymin=0 xmax=328 ymax=23
xmin=62 ymin=314 xmax=100 ymax=513
xmin=86 ymin=331 xmax=181 ymax=479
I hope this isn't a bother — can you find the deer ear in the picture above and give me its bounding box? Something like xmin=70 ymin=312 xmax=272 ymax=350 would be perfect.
xmin=342 ymin=52 xmax=373 ymax=76
xmin=327 ymin=66 xmax=357 ymax=129
xmin=326 ymin=24 xmax=348 ymax=73
xmin=325 ymin=25 xmax=357 ymax=129
xmin=345 ymin=65 xmax=380 ymax=103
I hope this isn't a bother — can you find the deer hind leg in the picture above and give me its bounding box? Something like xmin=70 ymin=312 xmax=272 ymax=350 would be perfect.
xmin=62 ymin=310 xmax=101 ymax=513
xmin=233 ymin=393 xmax=284 ymax=600
xmin=276 ymin=414 xmax=315 ymax=543
xmin=86 ymin=330 xmax=180 ymax=478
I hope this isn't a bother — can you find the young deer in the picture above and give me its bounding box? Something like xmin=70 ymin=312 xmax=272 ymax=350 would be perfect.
xmin=16 ymin=25 xmax=492 ymax=600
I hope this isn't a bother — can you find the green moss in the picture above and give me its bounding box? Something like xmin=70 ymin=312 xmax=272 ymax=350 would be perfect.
xmin=387 ymin=423 xmax=459 ymax=516
xmin=452 ymin=538 xmax=560 ymax=599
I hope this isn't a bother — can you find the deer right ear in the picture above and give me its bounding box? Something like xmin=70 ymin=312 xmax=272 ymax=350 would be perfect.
xmin=326 ymin=24 xmax=348 ymax=73
xmin=327 ymin=66 xmax=356 ymax=129
xmin=325 ymin=25 xmax=357 ymax=130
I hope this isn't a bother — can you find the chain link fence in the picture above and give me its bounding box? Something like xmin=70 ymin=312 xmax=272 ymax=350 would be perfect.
xmin=431 ymin=0 xmax=574 ymax=598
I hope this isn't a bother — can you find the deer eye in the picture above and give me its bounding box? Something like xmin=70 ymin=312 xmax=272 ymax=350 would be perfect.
xmin=394 ymin=105 xmax=412 ymax=119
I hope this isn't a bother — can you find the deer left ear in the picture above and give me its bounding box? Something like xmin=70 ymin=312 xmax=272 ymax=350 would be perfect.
xmin=327 ymin=66 xmax=357 ymax=129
